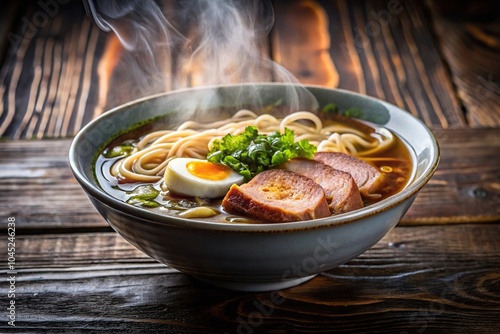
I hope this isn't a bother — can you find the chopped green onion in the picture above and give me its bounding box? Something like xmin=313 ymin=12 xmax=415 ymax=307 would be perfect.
xmin=208 ymin=126 xmax=317 ymax=181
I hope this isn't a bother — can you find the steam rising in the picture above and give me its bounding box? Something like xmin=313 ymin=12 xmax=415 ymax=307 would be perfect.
xmin=88 ymin=0 xmax=317 ymax=112
xmin=175 ymin=0 xmax=273 ymax=85
xmin=93 ymin=0 xmax=175 ymax=51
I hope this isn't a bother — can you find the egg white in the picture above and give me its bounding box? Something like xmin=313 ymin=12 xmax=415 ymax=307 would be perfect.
xmin=164 ymin=158 xmax=244 ymax=198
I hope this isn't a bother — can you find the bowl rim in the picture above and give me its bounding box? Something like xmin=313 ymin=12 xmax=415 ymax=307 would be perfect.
xmin=69 ymin=83 xmax=440 ymax=233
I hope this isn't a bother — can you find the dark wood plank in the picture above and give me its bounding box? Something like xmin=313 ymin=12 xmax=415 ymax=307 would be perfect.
xmin=1 ymin=224 xmax=498 ymax=333
xmin=0 ymin=0 xmax=275 ymax=140
xmin=0 ymin=2 xmax=22 ymax=65
xmin=272 ymin=0 xmax=468 ymax=128
xmin=0 ymin=2 xmax=106 ymax=139
xmin=3 ymin=0 xmax=478 ymax=141
xmin=4 ymin=0 xmax=498 ymax=139
xmin=426 ymin=1 xmax=500 ymax=127
xmin=402 ymin=127 xmax=500 ymax=224
xmin=1 ymin=128 xmax=499 ymax=231
xmin=0 ymin=139 xmax=107 ymax=230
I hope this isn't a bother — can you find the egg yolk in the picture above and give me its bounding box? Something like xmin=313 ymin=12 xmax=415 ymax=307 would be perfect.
xmin=186 ymin=161 xmax=232 ymax=181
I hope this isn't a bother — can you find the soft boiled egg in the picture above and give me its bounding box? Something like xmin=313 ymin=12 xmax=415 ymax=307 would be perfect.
xmin=164 ymin=158 xmax=244 ymax=198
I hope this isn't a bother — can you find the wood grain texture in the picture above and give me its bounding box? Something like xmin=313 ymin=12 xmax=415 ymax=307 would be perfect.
xmin=0 ymin=3 xmax=106 ymax=139
xmin=0 ymin=139 xmax=107 ymax=230
xmin=272 ymin=0 xmax=467 ymax=128
xmin=0 ymin=2 xmax=21 ymax=65
xmin=426 ymin=6 xmax=500 ymax=127
xmin=402 ymin=127 xmax=500 ymax=224
xmin=1 ymin=129 xmax=498 ymax=231
xmin=5 ymin=0 xmax=499 ymax=139
xmin=1 ymin=225 xmax=498 ymax=333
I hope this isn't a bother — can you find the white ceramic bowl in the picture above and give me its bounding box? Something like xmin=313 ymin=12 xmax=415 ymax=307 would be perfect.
xmin=69 ymin=84 xmax=439 ymax=291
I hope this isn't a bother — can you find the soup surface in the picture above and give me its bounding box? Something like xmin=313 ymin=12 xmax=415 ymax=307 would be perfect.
xmin=94 ymin=109 xmax=413 ymax=224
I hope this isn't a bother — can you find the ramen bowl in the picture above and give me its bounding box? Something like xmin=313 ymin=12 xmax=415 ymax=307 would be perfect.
xmin=69 ymin=84 xmax=439 ymax=292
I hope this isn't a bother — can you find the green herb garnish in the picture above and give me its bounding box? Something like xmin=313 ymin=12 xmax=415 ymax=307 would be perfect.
xmin=103 ymin=144 xmax=134 ymax=158
xmin=207 ymin=126 xmax=317 ymax=181
xmin=321 ymin=103 xmax=339 ymax=113
xmin=127 ymin=185 xmax=159 ymax=200
xmin=126 ymin=197 xmax=160 ymax=208
xmin=126 ymin=185 xmax=160 ymax=208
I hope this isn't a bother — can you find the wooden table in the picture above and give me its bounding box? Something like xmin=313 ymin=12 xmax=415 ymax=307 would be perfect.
xmin=1 ymin=0 xmax=499 ymax=333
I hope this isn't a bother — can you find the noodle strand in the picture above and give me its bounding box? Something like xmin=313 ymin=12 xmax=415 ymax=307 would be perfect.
xmin=115 ymin=111 xmax=395 ymax=182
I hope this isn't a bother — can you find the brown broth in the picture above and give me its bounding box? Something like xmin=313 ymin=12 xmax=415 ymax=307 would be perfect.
xmin=94 ymin=114 xmax=413 ymax=224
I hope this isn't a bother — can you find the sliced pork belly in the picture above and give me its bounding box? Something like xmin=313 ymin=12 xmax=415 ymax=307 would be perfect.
xmin=222 ymin=169 xmax=330 ymax=223
xmin=281 ymin=159 xmax=363 ymax=214
xmin=314 ymin=152 xmax=385 ymax=198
